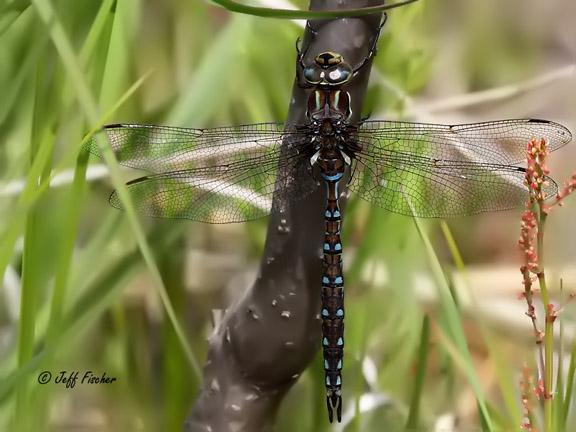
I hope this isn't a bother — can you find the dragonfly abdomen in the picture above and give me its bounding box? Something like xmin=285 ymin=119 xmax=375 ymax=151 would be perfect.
xmin=321 ymin=171 xmax=345 ymax=423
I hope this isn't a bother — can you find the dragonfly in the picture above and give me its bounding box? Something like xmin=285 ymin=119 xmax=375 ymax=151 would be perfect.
xmin=86 ymin=27 xmax=572 ymax=423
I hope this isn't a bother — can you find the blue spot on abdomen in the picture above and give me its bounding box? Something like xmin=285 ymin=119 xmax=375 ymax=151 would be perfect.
xmin=321 ymin=172 xmax=343 ymax=181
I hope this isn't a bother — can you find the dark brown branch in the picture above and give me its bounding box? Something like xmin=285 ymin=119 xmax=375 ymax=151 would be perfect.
xmin=184 ymin=1 xmax=385 ymax=430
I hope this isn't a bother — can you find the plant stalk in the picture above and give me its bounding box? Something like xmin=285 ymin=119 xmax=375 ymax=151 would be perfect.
xmin=184 ymin=1 xmax=384 ymax=430
xmin=536 ymin=211 xmax=554 ymax=431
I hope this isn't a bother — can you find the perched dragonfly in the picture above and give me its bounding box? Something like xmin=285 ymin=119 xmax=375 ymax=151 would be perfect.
xmin=86 ymin=29 xmax=571 ymax=423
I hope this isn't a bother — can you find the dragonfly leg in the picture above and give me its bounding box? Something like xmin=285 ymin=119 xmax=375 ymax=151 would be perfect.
xmin=351 ymin=13 xmax=387 ymax=76
xmin=295 ymin=37 xmax=308 ymax=67
xmin=295 ymin=36 xmax=315 ymax=88
xmin=295 ymin=20 xmax=323 ymax=88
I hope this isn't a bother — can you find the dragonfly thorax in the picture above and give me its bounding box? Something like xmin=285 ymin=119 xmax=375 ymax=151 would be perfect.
xmin=307 ymin=88 xmax=352 ymax=124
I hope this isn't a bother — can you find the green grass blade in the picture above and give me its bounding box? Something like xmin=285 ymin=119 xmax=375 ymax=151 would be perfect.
xmin=15 ymin=61 xmax=57 ymax=427
xmin=410 ymin=213 xmax=494 ymax=430
xmin=440 ymin=221 xmax=522 ymax=428
xmin=405 ymin=315 xmax=430 ymax=431
xmin=44 ymin=151 xmax=89 ymax=343
xmin=78 ymin=0 xmax=116 ymax=63
xmin=562 ymin=335 xmax=576 ymax=427
xmin=209 ymin=0 xmax=418 ymax=19
xmin=167 ymin=14 xmax=252 ymax=126
xmin=0 ymin=1 xmax=30 ymax=37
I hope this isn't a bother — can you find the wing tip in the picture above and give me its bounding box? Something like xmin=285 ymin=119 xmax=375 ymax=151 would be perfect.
xmin=544 ymin=176 xmax=559 ymax=200
xmin=108 ymin=190 xmax=123 ymax=210
xmin=527 ymin=118 xmax=572 ymax=144
xmin=83 ymin=124 xmax=129 ymax=157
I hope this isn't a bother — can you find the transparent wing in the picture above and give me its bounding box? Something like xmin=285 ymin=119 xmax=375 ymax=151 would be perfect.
xmin=85 ymin=123 xmax=305 ymax=173
xmin=106 ymin=141 xmax=319 ymax=223
xmin=357 ymin=119 xmax=571 ymax=166
xmin=350 ymin=147 xmax=558 ymax=217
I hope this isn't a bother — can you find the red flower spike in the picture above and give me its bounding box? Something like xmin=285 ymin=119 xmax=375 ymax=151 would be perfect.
xmin=534 ymin=379 xmax=545 ymax=399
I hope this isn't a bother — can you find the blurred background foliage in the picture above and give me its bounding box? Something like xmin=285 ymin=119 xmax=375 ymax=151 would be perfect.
xmin=0 ymin=0 xmax=575 ymax=431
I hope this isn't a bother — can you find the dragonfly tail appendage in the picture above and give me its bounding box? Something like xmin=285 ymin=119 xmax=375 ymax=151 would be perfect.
xmin=326 ymin=392 xmax=342 ymax=423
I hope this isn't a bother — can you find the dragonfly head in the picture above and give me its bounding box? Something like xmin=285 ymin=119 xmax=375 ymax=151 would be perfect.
xmin=303 ymin=51 xmax=353 ymax=86
xmin=316 ymin=51 xmax=344 ymax=67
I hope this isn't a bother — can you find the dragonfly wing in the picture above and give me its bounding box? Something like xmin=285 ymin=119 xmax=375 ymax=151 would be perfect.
xmin=357 ymin=119 xmax=571 ymax=166
xmin=85 ymin=123 xmax=304 ymax=173
xmin=108 ymin=145 xmax=319 ymax=223
xmin=350 ymin=149 xmax=558 ymax=217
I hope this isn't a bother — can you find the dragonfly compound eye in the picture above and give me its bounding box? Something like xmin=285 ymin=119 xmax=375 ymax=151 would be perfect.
xmin=325 ymin=64 xmax=352 ymax=85
xmin=303 ymin=66 xmax=322 ymax=84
